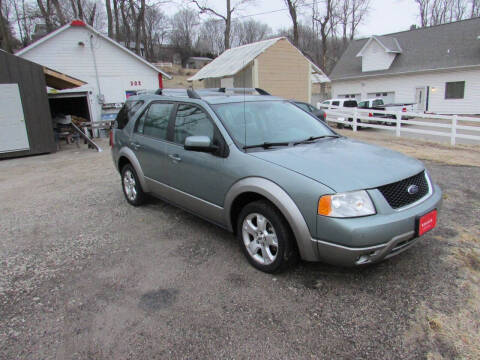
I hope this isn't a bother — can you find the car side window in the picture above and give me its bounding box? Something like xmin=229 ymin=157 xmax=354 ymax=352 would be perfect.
xmin=296 ymin=103 xmax=310 ymax=112
xmin=173 ymin=104 xmax=214 ymax=145
xmin=136 ymin=102 xmax=173 ymax=140
xmin=322 ymin=101 xmax=329 ymax=105
xmin=332 ymin=101 xmax=340 ymax=106
xmin=115 ymin=100 xmax=144 ymax=129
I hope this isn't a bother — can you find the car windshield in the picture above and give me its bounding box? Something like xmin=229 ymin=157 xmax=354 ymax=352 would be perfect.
xmin=213 ymin=100 xmax=335 ymax=148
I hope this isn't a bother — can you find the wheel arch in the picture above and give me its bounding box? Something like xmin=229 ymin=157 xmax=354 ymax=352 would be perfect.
xmin=117 ymin=147 xmax=149 ymax=193
xmin=224 ymin=177 xmax=318 ymax=261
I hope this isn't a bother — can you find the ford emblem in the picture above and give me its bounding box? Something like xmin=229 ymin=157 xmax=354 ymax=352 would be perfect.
xmin=407 ymin=184 xmax=419 ymax=195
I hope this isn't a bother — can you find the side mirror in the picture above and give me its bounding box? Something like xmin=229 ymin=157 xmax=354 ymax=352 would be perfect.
xmin=184 ymin=135 xmax=216 ymax=152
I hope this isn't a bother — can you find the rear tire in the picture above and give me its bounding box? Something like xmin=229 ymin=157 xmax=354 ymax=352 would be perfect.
xmin=237 ymin=200 xmax=298 ymax=273
xmin=121 ymin=164 xmax=145 ymax=206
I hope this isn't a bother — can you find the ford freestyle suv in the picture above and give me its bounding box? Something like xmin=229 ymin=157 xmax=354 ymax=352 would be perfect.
xmin=111 ymin=88 xmax=442 ymax=273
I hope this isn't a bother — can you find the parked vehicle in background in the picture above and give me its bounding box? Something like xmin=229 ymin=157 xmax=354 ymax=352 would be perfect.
xmin=358 ymin=98 xmax=415 ymax=124
xmin=292 ymin=100 xmax=326 ymax=123
xmin=319 ymin=98 xmax=358 ymax=129
xmin=111 ymin=88 xmax=441 ymax=273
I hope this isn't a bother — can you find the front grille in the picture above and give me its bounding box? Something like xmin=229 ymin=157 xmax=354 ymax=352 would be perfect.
xmin=378 ymin=171 xmax=429 ymax=209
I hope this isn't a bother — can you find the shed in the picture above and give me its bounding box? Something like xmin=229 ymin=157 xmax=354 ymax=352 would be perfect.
xmin=16 ymin=20 xmax=172 ymax=125
xmin=0 ymin=50 xmax=85 ymax=159
xmin=188 ymin=37 xmax=330 ymax=103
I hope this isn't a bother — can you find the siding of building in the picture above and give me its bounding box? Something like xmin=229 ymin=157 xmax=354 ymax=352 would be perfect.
xmin=257 ymin=39 xmax=310 ymax=102
xmin=361 ymin=40 xmax=396 ymax=72
xmin=0 ymin=51 xmax=55 ymax=159
xmin=19 ymin=26 xmax=159 ymax=122
xmin=331 ymin=67 xmax=480 ymax=114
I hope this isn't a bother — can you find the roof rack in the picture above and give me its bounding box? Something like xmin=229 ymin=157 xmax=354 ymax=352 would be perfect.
xmin=154 ymin=87 xmax=271 ymax=99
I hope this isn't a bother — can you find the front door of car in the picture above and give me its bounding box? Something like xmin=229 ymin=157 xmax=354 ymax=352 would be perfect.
xmin=164 ymin=103 xmax=227 ymax=208
xmin=130 ymin=101 xmax=174 ymax=186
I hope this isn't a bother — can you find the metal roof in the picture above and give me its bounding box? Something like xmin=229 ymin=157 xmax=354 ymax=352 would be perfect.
xmin=188 ymin=37 xmax=329 ymax=82
xmin=330 ymin=17 xmax=480 ymax=81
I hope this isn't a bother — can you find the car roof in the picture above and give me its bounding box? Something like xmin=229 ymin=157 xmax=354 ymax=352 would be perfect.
xmin=127 ymin=93 xmax=285 ymax=105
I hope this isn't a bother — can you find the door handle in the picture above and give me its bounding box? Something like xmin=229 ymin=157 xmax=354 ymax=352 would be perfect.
xmin=168 ymin=154 xmax=182 ymax=162
xmin=130 ymin=142 xmax=141 ymax=150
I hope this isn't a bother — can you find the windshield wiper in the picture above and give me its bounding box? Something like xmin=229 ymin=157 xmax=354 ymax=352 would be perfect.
xmin=243 ymin=141 xmax=291 ymax=150
xmin=293 ymin=135 xmax=339 ymax=146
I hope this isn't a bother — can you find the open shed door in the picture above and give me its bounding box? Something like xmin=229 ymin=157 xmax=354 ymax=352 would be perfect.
xmin=0 ymin=84 xmax=30 ymax=153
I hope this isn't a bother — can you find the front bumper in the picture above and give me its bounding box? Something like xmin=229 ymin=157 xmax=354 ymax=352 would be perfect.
xmin=310 ymin=183 xmax=442 ymax=266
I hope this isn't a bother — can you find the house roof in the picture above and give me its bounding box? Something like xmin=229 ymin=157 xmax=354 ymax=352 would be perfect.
xmin=330 ymin=17 xmax=480 ymax=81
xmin=188 ymin=37 xmax=329 ymax=82
xmin=43 ymin=67 xmax=86 ymax=89
xmin=356 ymin=35 xmax=402 ymax=57
xmin=16 ymin=20 xmax=172 ymax=79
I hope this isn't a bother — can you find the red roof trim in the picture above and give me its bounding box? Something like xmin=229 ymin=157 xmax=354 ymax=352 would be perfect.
xmin=70 ymin=20 xmax=86 ymax=27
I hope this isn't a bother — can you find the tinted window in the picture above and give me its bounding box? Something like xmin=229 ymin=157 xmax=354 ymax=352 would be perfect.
xmin=343 ymin=100 xmax=357 ymax=107
xmin=174 ymin=104 xmax=214 ymax=145
xmin=136 ymin=102 xmax=173 ymax=140
xmin=372 ymin=99 xmax=384 ymax=107
xmin=295 ymin=102 xmax=311 ymax=112
xmin=358 ymin=101 xmax=367 ymax=108
xmin=445 ymin=81 xmax=465 ymax=99
xmin=332 ymin=101 xmax=340 ymax=106
xmin=115 ymin=100 xmax=144 ymax=129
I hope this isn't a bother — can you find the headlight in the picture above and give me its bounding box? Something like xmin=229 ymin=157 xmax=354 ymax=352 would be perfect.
xmin=318 ymin=190 xmax=376 ymax=218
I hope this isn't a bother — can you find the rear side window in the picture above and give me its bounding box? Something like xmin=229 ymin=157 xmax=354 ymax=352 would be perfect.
xmin=343 ymin=100 xmax=358 ymax=107
xmin=332 ymin=101 xmax=340 ymax=106
xmin=173 ymin=104 xmax=214 ymax=145
xmin=372 ymin=99 xmax=384 ymax=107
xmin=358 ymin=101 xmax=367 ymax=108
xmin=136 ymin=102 xmax=173 ymax=140
xmin=115 ymin=100 xmax=144 ymax=129
xmin=296 ymin=102 xmax=311 ymax=112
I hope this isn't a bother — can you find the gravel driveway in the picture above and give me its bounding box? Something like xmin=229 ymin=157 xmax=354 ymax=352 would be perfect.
xmin=1 ymin=139 xmax=479 ymax=359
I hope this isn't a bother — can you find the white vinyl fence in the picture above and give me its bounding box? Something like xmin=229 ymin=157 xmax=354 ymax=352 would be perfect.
xmin=320 ymin=106 xmax=480 ymax=146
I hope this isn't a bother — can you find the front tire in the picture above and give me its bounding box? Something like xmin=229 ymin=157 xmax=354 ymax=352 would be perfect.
xmin=121 ymin=164 xmax=145 ymax=206
xmin=237 ymin=200 xmax=298 ymax=273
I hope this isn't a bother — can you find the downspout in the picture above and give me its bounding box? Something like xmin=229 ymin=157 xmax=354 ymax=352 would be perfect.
xmin=90 ymin=34 xmax=104 ymax=104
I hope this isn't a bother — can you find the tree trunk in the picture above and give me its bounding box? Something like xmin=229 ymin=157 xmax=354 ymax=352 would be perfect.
xmin=224 ymin=0 xmax=231 ymax=50
xmin=70 ymin=0 xmax=78 ymax=18
xmin=113 ymin=0 xmax=120 ymax=40
xmin=120 ymin=0 xmax=131 ymax=47
xmin=286 ymin=0 xmax=299 ymax=46
xmin=0 ymin=0 xmax=13 ymax=53
xmin=37 ymin=0 xmax=53 ymax=31
xmin=51 ymin=0 xmax=66 ymax=25
xmin=106 ymin=0 xmax=113 ymax=38
xmin=88 ymin=3 xmax=97 ymax=26
xmin=77 ymin=0 xmax=84 ymax=21
xmin=135 ymin=0 xmax=145 ymax=55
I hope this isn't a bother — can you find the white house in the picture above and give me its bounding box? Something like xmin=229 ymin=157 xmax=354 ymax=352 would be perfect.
xmin=329 ymin=18 xmax=480 ymax=114
xmin=16 ymin=20 xmax=171 ymax=123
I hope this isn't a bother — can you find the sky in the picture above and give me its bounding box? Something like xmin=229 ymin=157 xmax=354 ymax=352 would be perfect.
xmin=165 ymin=0 xmax=420 ymax=38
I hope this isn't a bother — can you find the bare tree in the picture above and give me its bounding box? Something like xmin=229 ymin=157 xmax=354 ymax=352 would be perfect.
xmin=414 ymin=0 xmax=472 ymax=27
xmin=197 ymin=17 xmax=225 ymax=54
xmin=106 ymin=0 xmax=114 ymax=37
xmin=234 ymin=18 xmax=271 ymax=45
xmin=192 ymin=0 xmax=252 ymax=50
xmin=284 ymin=0 xmax=304 ymax=46
xmin=170 ymin=8 xmax=199 ymax=65
xmin=313 ymin=0 xmax=335 ymax=71
xmin=0 ymin=0 xmax=14 ymax=52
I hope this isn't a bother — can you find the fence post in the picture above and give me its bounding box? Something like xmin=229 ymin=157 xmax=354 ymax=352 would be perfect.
xmin=451 ymin=115 xmax=457 ymax=146
xmin=395 ymin=111 xmax=401 ymax=137
xmin=353 ymin=108 xmax=358 ymax=132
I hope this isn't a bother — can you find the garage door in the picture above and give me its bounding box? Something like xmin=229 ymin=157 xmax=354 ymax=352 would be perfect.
xmin=0 ymin=84 xmax=30 ymax=153
xmin=367 ymin=92 xmax=395 ymax=104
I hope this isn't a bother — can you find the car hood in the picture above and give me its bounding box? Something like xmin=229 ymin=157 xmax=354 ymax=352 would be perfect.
xmin=250 ymin=137 xmax=424 ymax=192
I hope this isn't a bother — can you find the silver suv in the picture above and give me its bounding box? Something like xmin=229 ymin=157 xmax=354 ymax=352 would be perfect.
xmin=111 ymin=88 xmax=442 ymax=273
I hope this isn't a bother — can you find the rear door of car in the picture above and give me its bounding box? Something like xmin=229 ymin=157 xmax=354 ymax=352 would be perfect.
xmin=130 ymin=101 xmax=174 ymax=185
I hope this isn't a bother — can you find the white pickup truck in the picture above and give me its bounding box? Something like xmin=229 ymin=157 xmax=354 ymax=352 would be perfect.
xmin=357 ymin=98 xmax=415 ymax=124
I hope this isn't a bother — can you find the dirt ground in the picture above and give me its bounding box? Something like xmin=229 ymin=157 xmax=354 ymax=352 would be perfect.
xmin=0 ymin=137 xmax=479 ymax=359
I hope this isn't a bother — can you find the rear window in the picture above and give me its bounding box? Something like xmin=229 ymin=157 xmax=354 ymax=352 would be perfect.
xmin=115 ymin=100 xmax=144 ymax=129
xmin=343 ymin=100 xmax=358 ymax=107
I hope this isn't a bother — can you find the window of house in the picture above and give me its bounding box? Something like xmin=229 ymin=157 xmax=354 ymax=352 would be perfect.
xmin=173 ymin=104 xmax=214 ymax=145
xmin=445 ymin=81 xmax=465 ymax=99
